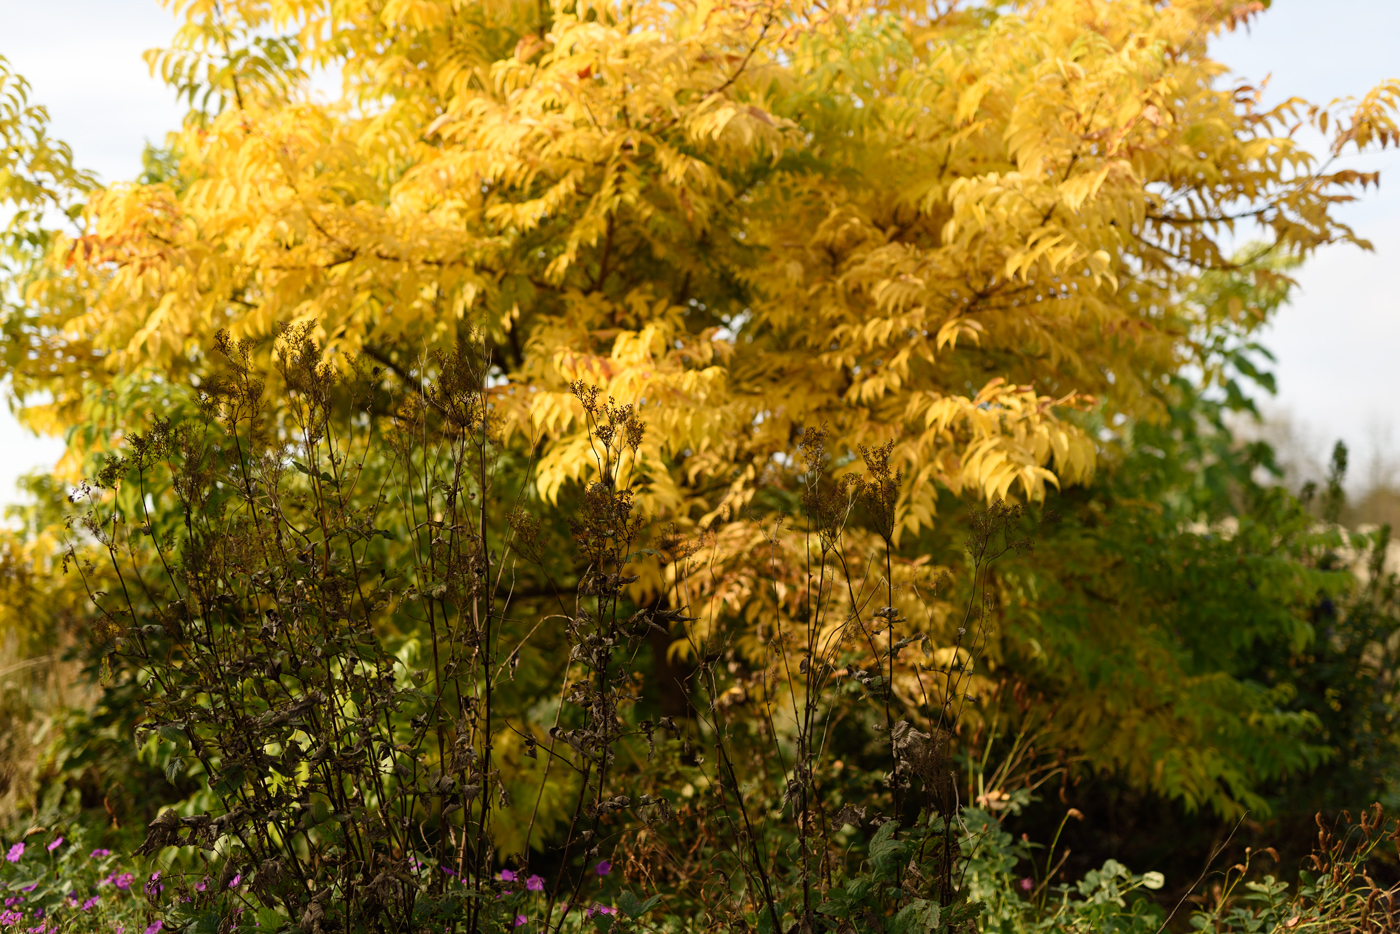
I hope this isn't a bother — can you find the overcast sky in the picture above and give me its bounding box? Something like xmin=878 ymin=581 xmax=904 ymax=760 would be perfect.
xmin=0 ymin=1 xmax=1397 ymax=503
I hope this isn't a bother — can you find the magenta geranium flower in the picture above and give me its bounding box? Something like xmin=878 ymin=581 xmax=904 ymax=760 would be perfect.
xmin=90 ymin=849 xmax=111 ymax=859
xmin=525 ymin=874 xmax=544 ymax=892
xmin=5 ymin=842 xmax=23 ymax=863
xmin=499 ymin=869 xmax=517 ymax=882
xmin=515 ymin=916 xmax=527 ymax=928
xmin=594 ymin=860 xmax=611 ymax=876
xmin=46 ymin=837 xmax=63 ymax=853
xmin=145 ymin=922 xmax=164 ymax=934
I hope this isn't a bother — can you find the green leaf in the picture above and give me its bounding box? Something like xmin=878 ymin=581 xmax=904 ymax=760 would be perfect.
xmin=156 ymin=722 xmax=187 ymax=744
xmin=846 ymin=880 xmax=872 ymax=901
xmin=618 ymin=890 xmax=662 ymax=918
xmin=892 ymin=899 xmax=941 ymax=934
xmin=255 ymin=907 xmax=288 ymax=932
xmin=869 ymin=820 xmax=908 ymax=874
xmin=164 ymin=756 xmax=187 ymax=784
xmin=184 ymin=911 xmax=223 ymax=934
xmin=212 ymin=765 xmax=246 ymax=797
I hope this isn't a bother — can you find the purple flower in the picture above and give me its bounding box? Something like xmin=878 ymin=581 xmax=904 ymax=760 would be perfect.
xmin=440 ymin=866 xmax=457 ymax=876
xmin=90 ymin=849 xmax=111 ymax=859
xmin=113 ymin=872 xmax=134 ymax=890
xmin=19 ymin=884 xmax=38 ymax=894
xmin=1020 ymin=877 xmax=1034 ymax=892
xmin=196 ymin=877 xmax=207 ymax=892
xmin=145 ymin=870 xmax=164 ymax=898
xmin=2 ymin=898 xmax=20 ymax=908
xmin=0 ymin=910 xmax=23 ymax=926
xmin=228 ymin=874 xmax=242 ymax=889
xmin=585 ymin=905 xmax=617 ymax=919
xmin=46 ymin=837 xmax=63 ymax=853
xmin=5 ymin=843 xmax=23 ymax=863
xmin=594 ymin=860 xmax=611 ymax=876
xmin=525 ymin=875 xmax=544 ymax=892
xmin=499 ymin=869 xmax=517 ymax=882
xmin=81 ymin=896 xmax=100 ymax=911
xmin=145 ymin=922 xmax=164 ymax=934
xmin=515 ymin=916 xmax=528 ymax=928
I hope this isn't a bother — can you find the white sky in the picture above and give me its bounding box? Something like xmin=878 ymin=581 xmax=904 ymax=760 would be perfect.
xmin=0 ymin=1 xmax=1397 ymax=503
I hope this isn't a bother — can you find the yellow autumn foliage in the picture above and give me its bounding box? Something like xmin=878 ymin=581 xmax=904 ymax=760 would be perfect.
xmin=6 ymin=0 xmax=1399 ymax=543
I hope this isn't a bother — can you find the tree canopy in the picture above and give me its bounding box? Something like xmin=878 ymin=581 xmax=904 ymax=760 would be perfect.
xmin=9 ymin=0 xmax=1396 ymax=521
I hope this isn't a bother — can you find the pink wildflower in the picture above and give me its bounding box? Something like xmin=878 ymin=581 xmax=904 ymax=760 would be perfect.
xmin=499 ymin=869 xmax=517 ymax=882
xmin=5 ymin=843 xmax=23 ymax=862
xmin=525 ymin=875 xmax=544 ymax=892
xmin=46 ymin=838 xmax=63 ymax=853
xmin=515 ymin=916 xmax=528 ymax=928
xmin=90 ymin=849 xmax=111 ymax=859
xmin=145 ymin=922 xmax=164 ymax=934
xmin=594 ymin=860 xmax=611 ymax=876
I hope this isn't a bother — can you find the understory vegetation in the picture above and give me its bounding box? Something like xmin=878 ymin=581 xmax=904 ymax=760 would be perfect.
xmin=0 ymin=331 xmax=1396 ymax=934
